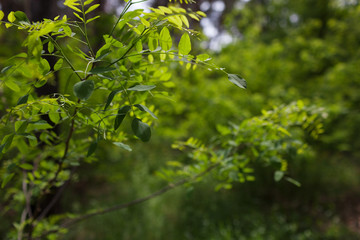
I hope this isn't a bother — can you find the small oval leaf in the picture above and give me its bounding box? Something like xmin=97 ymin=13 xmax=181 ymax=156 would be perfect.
xmin=19 ymin=163 xmax=33 ymax=170
xmin=178 ymin=33 xmax=191 ymax=55
xmin=127 ymin=85 xmax=156 ymax=91
xmin=114 ymin=105 xmax=131 ymax=130
xmin=54 ymin=59 xmax=63 ymax=71
xmin=131 ymin=118 xmax=151 ymax=142
xmin=73 ymin=80 xmax=94 ymax=100
xmin=228 ymin=74 xmax=247 ymax=89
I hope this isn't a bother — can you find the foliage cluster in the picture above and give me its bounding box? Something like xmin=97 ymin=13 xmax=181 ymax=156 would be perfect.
xmin=1 ymin=0 xmax=356 ymax=239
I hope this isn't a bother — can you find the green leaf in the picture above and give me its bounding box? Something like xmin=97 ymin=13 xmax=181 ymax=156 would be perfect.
xmin=127 ymin=85 xmax=156 ymax=91
xmin=84 ymin=0 xmax=95 ymax=5
xmin=180 ymin=15 xmax=189 ymax=28
xmin=274 ymin=171 xmax=284 ymax=182
xmin=35 ymin=79 xmax=47 ymax=88
xmin=114 ymin=105 xmax=131 ymax=130
xmin=87 ymin=140 xmax=97 ymax=157
xmin=148 ymin=32 xmax=159 ymax=51
xmin=73 ymin=12 xmax=84 ymax=21
xmin=136 ymin=40 xmax=143 ymax=52
xmin=15 ymin=121 xmax=28 ymax=133
xmin=285 ymin=177 xmax=301 ymax=187
xmin=1 ymin=134 xmax=14 ymax=153
xmin=86 ymin=15 xmax=100 ymax=24
xmin=8 ymin=11 xmax=15 ymax=23
xmin=134 ymin=104 xmax=158 ymax=119
xmin=48 ymin=41 xmax=54 ymax=53
xmin=14 ymin=11 xmax=29 ymax=23
xmin=104 ymin=89 xmax=123 ymax=110
xmin=197 ymin=54 xmax=211 ymax=61
xmin=73 ymin=80 xmax=95 ymax=100
xmin=39 ymin=58 xmax=50 ymax=75
xmin=63 ymin=25 xmax=72 ymax=36
xmin=160 ymin=27 xmax=172 ymax=51
xmin=64 ymin=0 xmax=82 ymax=13
xmin=16 ymin=94 xmax=29 ymax=106
xmin=29 ymin=120 xmax=52 ymax=130
xmin=1 ymin=65 xmax=13 ymax=74
xmin=132 ymin=118 xmax=151 ymax=142
xmin=85 ymin=4 xmax=100 ymax=14
xmin=5 ymin=81 xmax=20 ymax=92
xmin=178 ymin=33 xmax=191 ymax=55
xmin=49 ymin=111 xmax=60 ymax=125
xmin=54 ymin=59 xmax=64 ymax=71
xmin=1 ymin=173 xmax=15 ymax=188
xmin=228 ymin=74 xmax=247 ymax=89
xmin=19 ymin=163 xmax=33 ymax=170
xmin=0 ymin=10 xmax=4 ymax=21
xmin=89 ymin=67 xmax=115 ymax=75
xmin=113 ymin=142 xmax=132 ymax=151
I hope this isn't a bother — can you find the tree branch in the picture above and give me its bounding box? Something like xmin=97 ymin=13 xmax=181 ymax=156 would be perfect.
xmin=33 ymin=163 xmax=220 ymax=239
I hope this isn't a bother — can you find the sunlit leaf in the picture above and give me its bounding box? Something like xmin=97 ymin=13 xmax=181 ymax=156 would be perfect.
xmin=160 ymin=27 xmax=172 ymax=51
xmin=5 ymin=81 xmax=20 ymax=92
xmin=19 ymin=163 xmax=33 ymax=170
xmin=7 ymin=11 xmax=15 ymax=23
xmin=85 ymin=4 xmax=100 ymax=14
xmin=178 ymin=33 xmax=191 ymax=55
xmin=0 ymin=10 xmax=4 ymax=21
xmin=54 ymin=59 xmax=64 ymax=71
xmin=86 ymin=15 xmax=100 ymax=23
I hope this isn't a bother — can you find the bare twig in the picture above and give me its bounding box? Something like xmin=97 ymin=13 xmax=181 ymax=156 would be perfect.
xmin=32 ymin=163 xmax=220 ymax=239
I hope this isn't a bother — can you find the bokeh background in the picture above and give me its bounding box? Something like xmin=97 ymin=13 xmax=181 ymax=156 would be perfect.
xmin=1 ymin=0 xmax=360 ymax=239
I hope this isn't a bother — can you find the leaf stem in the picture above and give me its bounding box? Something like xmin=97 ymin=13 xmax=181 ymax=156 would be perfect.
xmin=48 ymin=35 xmax=83 ymax=81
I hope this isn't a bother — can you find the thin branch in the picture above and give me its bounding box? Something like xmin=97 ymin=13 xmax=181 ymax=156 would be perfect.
xmin=37 ymin=168 xmax=77 ymax=221
xmin=17 ymin=170 xmax=32 ymax=240
xmin=110 ymin=0 xmax=133 ymax=37
xmin=33 ymin=163 xmax=220 ymax=239
xmin=47 ymin=35 xmax=83 ymax=81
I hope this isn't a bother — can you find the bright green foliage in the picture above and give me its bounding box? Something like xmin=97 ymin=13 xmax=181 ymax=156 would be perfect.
xmin=159 ymin=27 xmax=172 ymax=51
xmin=178 ymin=33 xmax=191 ymax=55
xmin=158 ymin=101 xmax=326 ymax=189
xmin=0 ymin=1 xmax=244 ymax=239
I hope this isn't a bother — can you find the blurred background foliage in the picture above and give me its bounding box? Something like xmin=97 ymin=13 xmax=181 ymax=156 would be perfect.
xmin=1 ymin=0 xmax=360 ymax=239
